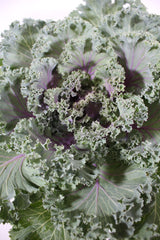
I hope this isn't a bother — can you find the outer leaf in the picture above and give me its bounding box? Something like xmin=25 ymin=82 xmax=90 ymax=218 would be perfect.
xmin=145 ymin=14 xmax=160 ymax=42
xmin=10 ymin=201 xmax=72 ymax=240
xmin=100 ymin=8 xmax=147 ymax=38
xmin=77 ymin=0 xmax=146 ymax=26
xmin=10 ymin=226 xmax=41 ymax=240
xmin=0 ymin=59 xmax=3 ymax=66
xmin=0 ymin=199 xmax=15 ymax=223
xmin=135 ymin=101 xmax=160 ymax=145
xmin=115 ymin=33 xmax=160 ymax=94
xmin=0 ymin=150 xmax=44 ymax=200
xmin=1 ymin=19 xmax=45 ymax=68
xmin=134 ymin=191 xmax=160 ymax=239
xmin=67 ymin=160 xmax=147 ymax=219
xmin=0 ymin=81 xmax=34 ymax=130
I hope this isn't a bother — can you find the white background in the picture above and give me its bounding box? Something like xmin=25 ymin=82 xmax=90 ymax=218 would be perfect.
xmin=0 ymin=0 xmax=160 ymax=36
xmin=0 ymin=0 xmax=160 ymax=239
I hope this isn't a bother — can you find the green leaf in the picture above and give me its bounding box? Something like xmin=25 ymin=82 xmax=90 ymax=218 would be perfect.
xmin=115 ymin=33 xmax=160 ymax=95
xmin=10 ymin=226 xmax=41 ymax=240
xmin=1 ymin=19 xmax=45 ymax=68
xmin=0 ymin=59 xmax=3 ymax=77
xmin=29 ymin=57 xmax=59 ymax=90
xmin=116 ymin=95 xmax=148 ymax=132
xmin=134 ymin=191 xmax=160 ymax=239
xmin=32 ymin=17 xmax=94 ymax=59
xmin=77 ymin=0 xmax=146 ymax=26
xmin=0 ymin=80 xmax=34 ymax=131
xmin=67 ymin=160 xmax=147 ymax=219
xmin=0 ymin=199 xmax=15 ymax=223
xmin=100 ymin=5 xmax=148 ymax=38
xmin=14 ymin=192 xmax=31 ymax=210
xmin=0 ymin=59 xmax=3 ymax=66
xmin=136 ymin=100 xmax=160 ymax=145
xmin=0 ymin=150 xmax=44 ymax=200
xmin=145 ymin=14 xmax=160 ymax=42
xmin=10 ymin=201 xmax=72 ymax=240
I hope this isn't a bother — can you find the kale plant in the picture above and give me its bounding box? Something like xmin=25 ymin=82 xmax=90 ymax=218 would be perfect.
xmin=0 ymin=0 xmax=160 ymax=239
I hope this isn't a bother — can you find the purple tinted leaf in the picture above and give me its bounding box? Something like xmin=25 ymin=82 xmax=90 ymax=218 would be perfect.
xmin=135 ymin=101 xmax=160 ymax=144
xmin=0 ymin=83 xmax=34 ymax=130
xmin=28 ymin=118 xmax=76 ymax=152
xmin=105 ymin=79 xmax=114 ymax=96
xmin=84 ymin=101 xmax=102 ymax=120
xmin=52 ymin=132 xmax=76 ymax=150
xmin=31 ymin=59 xmax=62 ymax=109
xmin=67 ymin=50 xmax=105 ymax=79
xmin=37 ymin=64 xmax=61 ymax=90
xmin=116 ymin=37 xmax=159 ymax=94
xmin=31 ymin=58 xmax=62 ymax=91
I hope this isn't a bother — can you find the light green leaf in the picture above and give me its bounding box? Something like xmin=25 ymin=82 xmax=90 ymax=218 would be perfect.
xmin=0 ymin=150 xmax=44 ymax=200
xmin=67 ymin=160 xmax=147 ymax=219
xmin=77 ymin=0 xmax=146 ymax=26
xmin=1 ymin=19 xmax=45 ymax=68
xmin=0 ymin=81 xmax=34 ymax=131
xmin=145 ymin=14 xmax=160 ymax=42
xmin=115 ymin=33 xmax=160 ymax=95
xmin=134 ymin=191 xmax=160 ymax=239
xmin=136 ymin=100 xmax=160 ymax=145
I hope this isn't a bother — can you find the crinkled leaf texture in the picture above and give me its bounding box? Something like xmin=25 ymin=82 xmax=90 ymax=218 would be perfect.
xmin=0 ymin=19 xmax=45 ymax=68
xmin=0 ymin=0 xmax=160 ymax=239
xmin=10 ymin=201 xmax=71 ymax=240
xmin=67 ymin=161 xmax=147 ymax=218
xmin=0 ymin=81 xmax=34 ymax=131
xmin=135 ymin=100 xmax=160 ymax=144
xmin=0 ymin=150 xmax=44 ymax=200
xmin=134 ymin=191 xmax=160 ymax=239
xmin=30 ymin=58 xmax=59 ymax=90
xmin=77 ymin=0 xmax=146 ymax=26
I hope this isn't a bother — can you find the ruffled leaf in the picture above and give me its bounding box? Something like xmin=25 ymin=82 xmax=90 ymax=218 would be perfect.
xmin=0 ymin=150 xmax=44 ymax=200
xmin=77 ymin=0 xmax=146 ymax=26
xmin=1 ymin=19 xmax=45 ymax=68
xmin=10 ymin=201 xmax=72 ymax=240
xmin=134 ymin=191 xmax=160 ymax=239
xmin=0 ymin=81 xmax=34 ymax=131
xmin=115 ymin=33 xmax=160 ymax=94
xmin=32 ymin=17 xmax=94 ymax=59
xmin=100 ymin=5 xmax=148 ymax=38
xmin=145 ymin=14 xmax=160 ymax=42
xmin=21 ymin=117 xmax=76 ymax=152
xmin=67 ymin=160 xmax=147 ymax=219
xmin=30 ymin=58 xmax=62 ymax=90
xmin=135 ymin=100 xmax=160 ymax=145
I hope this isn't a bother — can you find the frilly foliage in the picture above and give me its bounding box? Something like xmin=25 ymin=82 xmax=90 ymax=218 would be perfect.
xmin=0 ymin=1 xmax=160 ymax=239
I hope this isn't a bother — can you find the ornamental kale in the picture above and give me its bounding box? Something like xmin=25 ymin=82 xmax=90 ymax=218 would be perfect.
xmin=0 ymin=1 xmax=160 ymax=239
